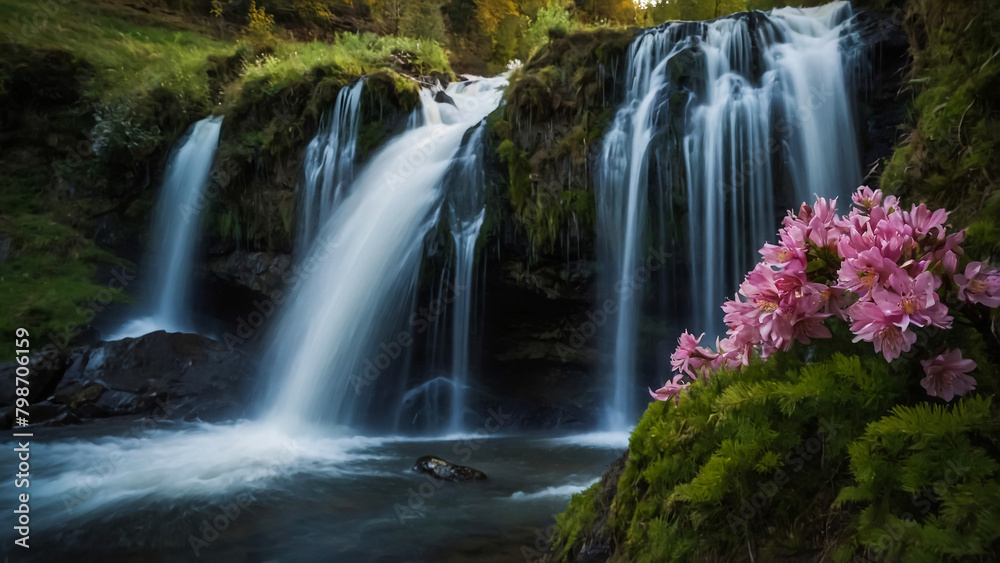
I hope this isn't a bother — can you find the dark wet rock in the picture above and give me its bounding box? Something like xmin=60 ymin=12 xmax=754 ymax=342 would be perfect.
xmin=856 ymin=6 xmax=910 ymax=186
xmin=52 ymin=381 xmax=105 ymax=409
xmin=40 ymin=412 xmax=82 ymax=427
xmin=27 ymin=401 xmax=65 ymax=425
xmin=476 ymin=260 xmax=602 ymax=431
xmin=413 ymin=455 xmax=488 ymax=482
xmin=208 ymin=250 xmax=292 ymax=296
xmin=427 ymin=71 xmax=451 ymax=89
xmin=93 ymin=389 xmax=141 ymax=415
xmin=434 ymin=90 xmax=456 ymax=107
xmin=0 ymin=347 xmax=67 ymax=407
xmin=0 ymin=402 xmax=66 ymax=428
xmin=31 ymin=331 xmax=257 ymax=427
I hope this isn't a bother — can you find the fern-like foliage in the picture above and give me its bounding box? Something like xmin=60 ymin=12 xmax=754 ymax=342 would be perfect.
xmin=833 ymin=396 xmax=1000 ymax=562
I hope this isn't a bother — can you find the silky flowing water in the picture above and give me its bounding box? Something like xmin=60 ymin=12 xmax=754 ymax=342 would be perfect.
xmin=109 ymin=116 xmax=223 ymax=340
xmin=260 ymin=77 xmax=507 ymax=431
xmin=4 ymin=423 xmax=625 ymax=562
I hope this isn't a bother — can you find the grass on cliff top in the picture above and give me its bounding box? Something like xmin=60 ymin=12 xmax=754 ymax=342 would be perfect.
xmin=0 ymin=0 xmax=234 ymax=101
xmin=0 ymin=0 xmax=453 ymax=104
xmin=242 ymin=32 xmax=452 ymax=92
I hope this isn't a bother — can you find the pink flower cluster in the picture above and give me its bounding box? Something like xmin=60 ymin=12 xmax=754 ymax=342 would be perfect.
xmin=650 ymin=186 xmax=997 ymax=405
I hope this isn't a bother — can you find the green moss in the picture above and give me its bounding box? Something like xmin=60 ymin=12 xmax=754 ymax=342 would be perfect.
xmin=552 ymin=483 xmax=600 ymax=561
xmin=881 ymin=0 xmax=1000 ymax=256
xmin=489 ymin=26 xmax=633 ymax=260
xmin=832 ymin=396 xmax=1000 ymax=561
xmin=212 ymin=63 xmax=423 ymax=251
xmin=0 ymin=169 xmax=130 ymax=359
xmin=497 ymin=139 xmax=532 ymax=210
xmin=561 ymin=189 xmax=595 ymax=230
xmin=364 ymin=68 xmax=421 ymax=114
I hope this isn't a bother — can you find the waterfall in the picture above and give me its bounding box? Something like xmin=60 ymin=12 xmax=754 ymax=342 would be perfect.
xmin=596 ymin=1 xmax=865 ymax=429
xmin=595 ymin=35 xmax=668 ymax=430
xmin=445 ymin=117 xmax=488 ymax=432
xmin=296 ymin=78 xmax=366 ymax=250
xmin=109 ymin=116 xmax=223 ymax=340
xmin=260 ymin=76 xmax=507 ymax=430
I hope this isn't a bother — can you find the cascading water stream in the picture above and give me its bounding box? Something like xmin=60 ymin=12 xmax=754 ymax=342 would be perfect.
xmin=596 ymin=2 xmax=865 ymax=429
xmin=109 ymin=115 xmax=223 ymax=340
xmin=595 ymin=41 xmax=670 ymax=431
xmin=444 ymin=117 xmax=488 ymax=433
xmin=260 ymin=76 xmax=507 ymax=430
xmin=26 ymin=80 xmax=511 ymax=531
xmin=296 ymin=78 xmax=366 ymax=251
xmin=686 ymin=3 xmax=865 ymax=336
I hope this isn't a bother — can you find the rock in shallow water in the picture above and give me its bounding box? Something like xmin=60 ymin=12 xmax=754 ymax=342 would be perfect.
xmin=433 ymin=90 xmax=456 ymax=107
xmin=413 ymin=455 xmax=487 ymax=482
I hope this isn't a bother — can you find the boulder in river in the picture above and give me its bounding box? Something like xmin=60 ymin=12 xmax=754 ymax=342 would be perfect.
xmin=433 ymin=90 xmax=456 ymax=107
xmin=0 ymin=331 xmax=255 ymax=429
xmin=413 ymin=455 xmax=487 ymax=482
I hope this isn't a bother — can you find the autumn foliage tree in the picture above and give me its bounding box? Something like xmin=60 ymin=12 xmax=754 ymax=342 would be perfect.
xmin=474 ymin=0 xmax=519 ymax=34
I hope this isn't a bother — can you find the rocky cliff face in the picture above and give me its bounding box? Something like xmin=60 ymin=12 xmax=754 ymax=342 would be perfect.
xmin=486 ymin=27 xmax=636 ymax=262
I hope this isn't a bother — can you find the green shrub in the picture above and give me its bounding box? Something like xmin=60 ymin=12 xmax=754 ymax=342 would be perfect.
xmin=521 ymin=2 xmax=578 ymax=61
xmin=833 ymin=396 xmax=1000 ymax=562
xmin=549 ymin=323 xmax=1000 ymax=561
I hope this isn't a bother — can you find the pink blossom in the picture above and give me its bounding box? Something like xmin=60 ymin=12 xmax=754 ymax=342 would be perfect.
xmin=873 ymin=271 xmax=952 ymax=330
xmin=791 ymin=314 xmax=832 ymax=344
xmin=848 ymin=301 xmax=916 ymax=361
xmin=796 ymin=202 xmax=814 ymax=223
xmin=785 ymin=282 xmax=833 ymax=342
xmin=785 ymin=196 xmax=844 ymax=250
xmin=881 ymin=194 xmax=901 ymax=214
xmin=905 ymin=203 xmax=949 ymax=239
xmin=942 ymin=250 xmax=959 ymax=275
xmin=652 ymin=187 xmax=990 ymax=406
xmin=778 ymin=215 xmax=810 ymax=252
xmin=813 ymin=196 xmax=838 ymax=224
xmin=806 ymin=196 xmax=842 ymax=249
xmin=837 ymin=224 xmax=878 ymax=261
xmin=852 ymin=186 xmax=883 ymax=209
xmin=649 ymin=375 xmax=690 ymax=405
xmin=711 ymin=337 xmax=744 ymax=370
xmin=822 ymin=287 xmax=850 ymax=320
xmin=920 ymin=349 xmax=977 ymax=401
xmin=721 ymin=296 xmax=761 ymax=367
xmin=737 ymin=265 xmax=797 ymax=351
xmin=874 ymin=210 xmax=914 ymax=252
xmin=760 ymin=243 xmax=806 ymax=270
xmin=670 ymin=331 xmax=719 ymax=378
xmin=837 ymin=247 xmax=904 ymax=297
xmin=955 ymin=261 xmax=1000 ymax=307
xmin=930 ymin=231 xmax=965 ymax=262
